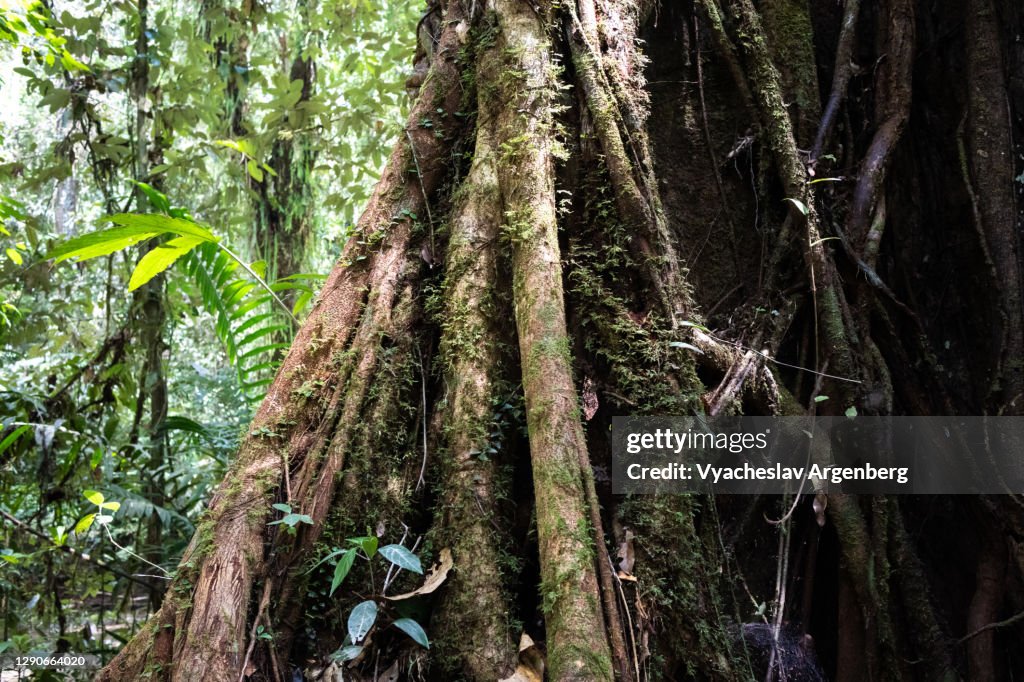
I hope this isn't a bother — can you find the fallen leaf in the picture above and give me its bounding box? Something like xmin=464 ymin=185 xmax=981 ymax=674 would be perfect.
xmin=420 ymin=242 xmax=435 ymax=268
xmin=616 ymin=571 xmax=637 ymax=582
xmin=388 ymin=547 xmax=453 ymax=600
xmin=499 ymin=633 xmax=545 ymax=682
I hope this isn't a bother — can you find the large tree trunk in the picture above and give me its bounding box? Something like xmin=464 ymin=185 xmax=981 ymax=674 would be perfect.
xmin=100 ymin=0 xmax=1024 ymax=680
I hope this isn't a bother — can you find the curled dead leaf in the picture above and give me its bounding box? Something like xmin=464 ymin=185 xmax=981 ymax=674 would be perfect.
xmin=499 ymin=633 xmax=545 ymax=682
xmin=388 ymin=547 xmax=453 ymax=600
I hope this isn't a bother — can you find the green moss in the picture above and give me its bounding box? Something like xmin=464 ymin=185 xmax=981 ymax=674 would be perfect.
xmin=620 ymin=495 xmax=749 ymax=680
xmin=760 ymin=0 xmax=820 ymax=144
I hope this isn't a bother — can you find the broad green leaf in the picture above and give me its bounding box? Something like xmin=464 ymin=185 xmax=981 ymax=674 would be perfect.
xmin=332 ymin=645 xmax=363 ymax=662
xmin=378 ymin=544 xmax=422 ymax=574
xmin=330 ymin=549 xmax=357 ymax=595
xmin=783 ymin=197 xmax=809 ymax=215
xmin=134 ymin=181 xmax=171 ymax=214
xmin=83 ymin=490 xmax=105 ymax=505
xmin=215 ymin=138 xmax=254 ymax=156
xmin=669 ymin=341 xmax=703 ymax=354
xmin=157 ymin=416 xmax=210 ymax=438
xmin=392 ymin=618 xmax=429 ymax=648
xmin=679 ymin=320 xmax=710 ymax=332
xmin=814 ymin=395 xmax=829 ymax=403
xmin=246 ymin=159 xmax=264 ymax=182
xmin=347 ymin=536 xmax=378 ymax=558
xmin=99 ymin=501 xmax=120 ymax=511
xmin=845 ymin=406 xmax=858 ymax=418
xmin=96 ymin=514 xmax=113 ymax=525
xmin=5 ymin=248 xmax=22 ymax=265
xmin=74 ymin=513 xmax=95 ymax=534
xmin=47 ymin=226 xmax=162 ymax=262
xmin=347 ymin=600 xmax=377 ymax=644
xmin=0 ymin=425 xmax=30 ymax=455
xmin=51 ymin=525 xmax=67 ymax=546
xmin=292 ymin=290 xmax=313 ymax=316
xmin=305 ymin=548 xmax=346 ymax=575
xmin=107 ymin=213 xmax=218 ymax=242
xmin=59 ymin=50 xmax=89 ymax=72
xmin=272 ymin=503 xmax=292 ymax=513
xmin=39 ymin=87 xmax=70 ymax=111
xmin=128 ymin=235 xmax=205 ymax=291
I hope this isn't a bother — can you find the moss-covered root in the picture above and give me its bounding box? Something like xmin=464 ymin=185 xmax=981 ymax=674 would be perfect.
xmin=483 ymin=1 xmax=614 ymax=679
xmin=624 ymin=495 xmax=745 ymax=681
xmin=724 ymin=0 xmax=859 ymax=391
xmin=566 ymin=0 xmax=688 ymax=324
xmin=890 ymin=506 xmax=957 ymax=681
xmin=759 ymin=0 xmax=820 ymax=148
xmin=431 ymin=125 xmax=518 ymax=678
xmin=828 ymin=493 xmax=902 ymax=681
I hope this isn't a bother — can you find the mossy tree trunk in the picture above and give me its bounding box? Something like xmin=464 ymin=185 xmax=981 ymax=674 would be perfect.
xmin=101 ymin=0 xmax=1024 ymax=680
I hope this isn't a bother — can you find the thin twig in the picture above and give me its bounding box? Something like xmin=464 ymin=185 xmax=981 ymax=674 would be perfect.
xmin=238 ymin=582 xmax=274 ymax=682
xmin=701 ymin=331 xmax=862 ymax=384
xmin=610 ymin=557 xmax=641 ymax=682
xmin=957 ymin=609 xmax=1024 ymax=645
xmin=415 ymin=344 xmax=429 ymax=493
xmin=217 ymin=243 xmax=297 ymax=323
xmin=695 ymin=14 xmax=741 ymax=274
xmin=103 ymin=524 xmax=170 ymax=577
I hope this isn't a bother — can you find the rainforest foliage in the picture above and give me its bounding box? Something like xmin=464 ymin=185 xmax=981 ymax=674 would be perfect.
xmin=0 ymin=0 xmax=416 ymax=668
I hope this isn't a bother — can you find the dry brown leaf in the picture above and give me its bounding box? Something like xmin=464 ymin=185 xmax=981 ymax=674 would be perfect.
xmin=388 ymin=547 xmax=453 ymax=600
xmin=616 ymin=571 xmax=637 ymax=582
xmin=499 ymin=633 xmax=545 ymax=682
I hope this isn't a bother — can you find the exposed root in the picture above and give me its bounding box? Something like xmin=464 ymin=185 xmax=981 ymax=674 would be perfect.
xmin=810 ymin=0 xmax=862 ymax=163
xmin=844 ymin=0 xmax=914 ymax=249
xmin=964 ymin=0 xmax=1024 ymax=412
xmin=566 ymin=0 xmax=688 ymax=324
xmin=431 ymin=122 xmax=517 ymax=678
xmin=966 ymin=518 xmax=1007 ymax=682
xmin=485 ymin=0 xmax=614 ymax=677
